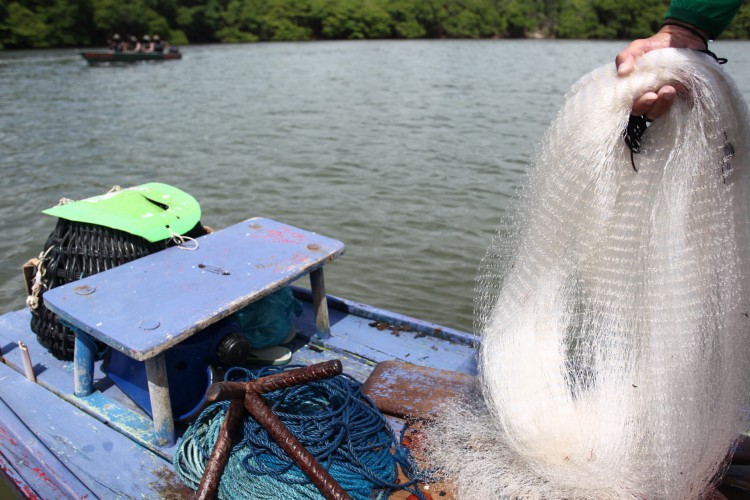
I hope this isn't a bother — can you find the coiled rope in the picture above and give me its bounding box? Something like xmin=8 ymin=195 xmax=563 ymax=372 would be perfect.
xmin=174 ymin=365 xmax=430 ymax=499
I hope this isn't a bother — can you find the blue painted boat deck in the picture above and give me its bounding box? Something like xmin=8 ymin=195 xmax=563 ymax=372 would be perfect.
xmin=0 ymin=290 xmax=478 ymax=497
xmin=4 ymin=294 xmax=750 ymax=498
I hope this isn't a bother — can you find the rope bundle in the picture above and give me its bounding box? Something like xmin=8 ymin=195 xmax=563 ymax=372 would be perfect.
xmin=174 ymin=365 xmax=429 ymax=499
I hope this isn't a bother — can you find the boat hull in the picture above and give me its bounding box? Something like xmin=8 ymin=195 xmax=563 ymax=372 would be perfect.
xmin=0 ymin=287 xmax=477 ymax=498
xmin=80 ymin=50 xmax=181 ymax=63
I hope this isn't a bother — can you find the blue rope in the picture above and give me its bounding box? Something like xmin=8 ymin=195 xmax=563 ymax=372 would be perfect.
xmin=174 ymin=365 xmax=431 ymax=499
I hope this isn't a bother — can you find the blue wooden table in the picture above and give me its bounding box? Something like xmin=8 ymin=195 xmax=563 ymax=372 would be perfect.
xmin=43 ymin=217 xmax=345 ymax=446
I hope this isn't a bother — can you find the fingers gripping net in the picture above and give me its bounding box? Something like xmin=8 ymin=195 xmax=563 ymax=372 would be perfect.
xmin=429 ymin=49 xmax=750 ymax=499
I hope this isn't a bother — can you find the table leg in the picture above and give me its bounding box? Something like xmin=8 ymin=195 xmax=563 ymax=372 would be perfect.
xmin=74 ymin=330 xmax=95 ymax=397
xmin=310 ymin=268 xmax=330 ymax=339
xmin=145 ymin=354 xmax=175 ymax=447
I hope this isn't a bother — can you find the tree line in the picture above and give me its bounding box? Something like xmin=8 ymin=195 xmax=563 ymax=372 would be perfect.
xmin=2 ymin=0 xmax=750 ymax=50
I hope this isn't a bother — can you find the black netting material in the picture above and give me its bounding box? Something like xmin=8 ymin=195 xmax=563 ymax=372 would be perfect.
xmin=30 ymin=219 xmax=207 ymax=360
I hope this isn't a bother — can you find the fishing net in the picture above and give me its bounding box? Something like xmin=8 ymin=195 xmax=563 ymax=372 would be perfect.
xmin=427 ymin=49 xmax=750 ymax=499
xmin=29 ymin=218 xmax=208 ymax=360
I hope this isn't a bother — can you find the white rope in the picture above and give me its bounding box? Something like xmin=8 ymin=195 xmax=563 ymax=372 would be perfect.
xmin=169 ymin=227 xmax=199 ymax=250
xmin=26 ymin=246 xmax=54 ymax=310
xmin=57 ymin=185 xmax=120 ymax=206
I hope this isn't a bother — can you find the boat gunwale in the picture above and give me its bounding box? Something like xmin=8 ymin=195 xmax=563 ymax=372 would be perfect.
xmin=79 ymin=49 xmax=182 ymax=63
xmin=291 ymin=285 xmax=478 ymax=347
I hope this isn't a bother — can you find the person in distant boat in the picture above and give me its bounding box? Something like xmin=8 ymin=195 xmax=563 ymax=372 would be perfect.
xmin=616 ymin=0 xmax=743 ymax=119
xmin=125 ymin=35 xmax=141 ymax=52
xmin=152 ymin=34 xmax=165 ymax=53
xmin=141 ymin=35 xmax=153 ymax=53
xmin=152 ymin=34 xmax=171 ymax=52
xmin=109 ymin=33 xmax=123 ymax=52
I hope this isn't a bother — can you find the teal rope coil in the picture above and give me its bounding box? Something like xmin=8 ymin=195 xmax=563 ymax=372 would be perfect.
xmin=174 ymin=365 xmax=430 ymax=499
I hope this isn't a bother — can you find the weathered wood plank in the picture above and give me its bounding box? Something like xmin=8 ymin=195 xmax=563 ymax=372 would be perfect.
xmin=0 ymin=393 xmax=93 ymax=499
xmin=0 ymin=310 xmax=150 ymax=418
xmin=311 ymin=313 xmax=477 ymax=374
xmin=42 ymin=217 xmax=345 ymax=361
xmin=0 ymin=362 xmax=191 ymax=498
xmin=0 ymin=450 xmax=39 ymax=499
xmin=145 ymin=354 xmax=176 ymax=447
xmin=362 ymin=360 xmax=477 ymax=420
xmin=291 ymin=287 xmax=478 ymax=374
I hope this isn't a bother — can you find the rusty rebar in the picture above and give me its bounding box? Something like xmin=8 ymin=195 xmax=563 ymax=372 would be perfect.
xmin=244 ymin=390 xmax=352 ymax=500
xmin=205 ymin=359 xmax=343 ymax=402
xmin=194 ymin=359 xmax=351 ymax=500
xmin=194 ymin=398 xmax=245 ymax=500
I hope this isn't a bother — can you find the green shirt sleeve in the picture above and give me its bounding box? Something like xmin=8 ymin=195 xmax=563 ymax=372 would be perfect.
xmin=666 ymin=0 xmax=744 ymax=38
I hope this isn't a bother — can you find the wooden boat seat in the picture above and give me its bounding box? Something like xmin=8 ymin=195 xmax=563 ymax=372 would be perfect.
xmin=42 ymin=217 xmax=345 ymax=447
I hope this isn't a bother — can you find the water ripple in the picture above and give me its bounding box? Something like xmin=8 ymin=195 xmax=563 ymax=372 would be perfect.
xmin=2 ymin=40 xmax=749 ymax=331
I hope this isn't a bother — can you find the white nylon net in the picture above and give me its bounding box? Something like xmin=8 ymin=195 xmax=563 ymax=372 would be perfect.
xmin=427 ymin=49 xmax=750 ymax=499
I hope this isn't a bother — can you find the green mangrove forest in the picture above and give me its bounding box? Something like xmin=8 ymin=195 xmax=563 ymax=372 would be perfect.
xmin=2 ymin=0 xmax=750 ymax=50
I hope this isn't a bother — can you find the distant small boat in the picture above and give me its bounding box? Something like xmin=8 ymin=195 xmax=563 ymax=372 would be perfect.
xmin=80 ymin=49 xmax=181 ymax=63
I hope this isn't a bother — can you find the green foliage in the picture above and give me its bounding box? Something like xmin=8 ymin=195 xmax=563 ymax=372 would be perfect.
xmin=1 ymin=0 xmax=749 ymax=49
xmin=314 ymin=0 xmax=392 ymax=39
xmin=556 ymin=0 xmax=597 ymax=38
xmin=92 ymin=0 xmax=174 ymax=41
xmin=501 ymin=0 xmax=537 ymax=37
xmin=442 ymin=0 xmax=504 ymax=38
xmin=175 ymin=0 xmax=224 ymax=43
xmin=262 ymin=0 xmax=314 ymax=41
xmin=5 ymin=2 xmax=51 ymax=48
xmin=556 ymin=0 xmax=668 ymax=39
xmin=46 ymin=0 xmax=94 ymax=46
xmin=384 ymin=0 xmax=427 ymax=38
xmin=723 ymin=5 xmax=750 ymax=39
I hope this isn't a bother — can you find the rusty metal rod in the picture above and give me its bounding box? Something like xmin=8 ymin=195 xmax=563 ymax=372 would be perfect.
xmin=205 ymin=360 xmax=343 ymax=402
xmin=194 ymin=360 xmax=348 ymax=500
xmin=244 ymin=390 xmax=352 ymax=500
xmin=194 ymin=398 xmax=246 ymax=500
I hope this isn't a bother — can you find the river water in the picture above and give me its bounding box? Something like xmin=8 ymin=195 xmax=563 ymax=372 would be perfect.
xmin=2 ymin=40 xmax=750 ymax=333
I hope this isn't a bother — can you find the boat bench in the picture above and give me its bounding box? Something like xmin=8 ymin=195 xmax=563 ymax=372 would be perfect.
xmin=42 ymin=217 xmax=345 ymax=447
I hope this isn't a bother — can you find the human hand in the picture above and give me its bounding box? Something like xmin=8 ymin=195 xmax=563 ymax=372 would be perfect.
xmin=616 ymin=22 xmax=710 ymax=119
